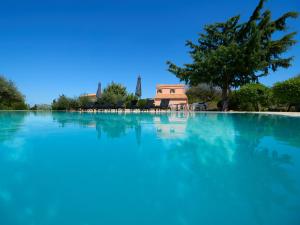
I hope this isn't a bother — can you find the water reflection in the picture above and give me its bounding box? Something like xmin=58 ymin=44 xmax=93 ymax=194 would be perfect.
xmin=52 ymin=112 xmax=144 ymax=139
xmin=0 ymin=112 xmax=27 ymax=143
xmin=154 ymin=113 xmax=188 ymax=139
xmin=166 ymin=113 xmax=300 ymax=225
xmin=52 ymin=112 xmax=190 ymax=143
xmin=0 ymin=112 xmax=299 ymax=225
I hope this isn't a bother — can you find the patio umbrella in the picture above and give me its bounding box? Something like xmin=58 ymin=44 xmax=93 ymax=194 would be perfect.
xmin=135 ymin=75 xmax=142 ymax=98
xmin=96 ymin=82 xmax=102 ymax=98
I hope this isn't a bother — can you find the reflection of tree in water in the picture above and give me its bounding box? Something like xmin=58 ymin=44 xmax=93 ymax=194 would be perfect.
xmin=52 ymin=112 xmax=158 ymax=142
xmin=167 ymin=113 xmax=299 ymax=225
xmin=0 ymin=112 xmax=28 ymax=224
xmin=233 ymin=114 xmax=300 ymax=149
xmin=1 ymin=112 xmax=299 ymax=225
xmin=0 ymin=112 xmax=27 ymax=143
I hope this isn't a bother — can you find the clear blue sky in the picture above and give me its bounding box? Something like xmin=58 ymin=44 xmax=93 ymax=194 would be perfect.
xmin=0 ymin=0 xmax=299 ymax=105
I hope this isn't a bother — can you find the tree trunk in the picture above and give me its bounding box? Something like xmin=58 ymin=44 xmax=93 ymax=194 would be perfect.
xmin=221 ymin=88 xmax=229 ymax=111
xmin=287 ymin=104 xmax=292 ymax=112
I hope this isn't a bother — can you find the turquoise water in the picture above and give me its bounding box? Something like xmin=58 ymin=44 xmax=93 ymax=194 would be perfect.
xmin=0 ymin=112 xmax=300 ymax=225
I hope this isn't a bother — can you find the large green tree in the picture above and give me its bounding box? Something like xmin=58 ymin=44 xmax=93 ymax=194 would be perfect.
xmin=51 ymin=95 xmax=73 ymax=110
xmin=0 ymin=76 xmax=28 ymax=110
xmin=102 ymin=82 xmax=127 ymax=97
xmin=97 ymin=82 xmax=128 ymax=107
xmin=167 ymin=0 xmax=298 ymax=111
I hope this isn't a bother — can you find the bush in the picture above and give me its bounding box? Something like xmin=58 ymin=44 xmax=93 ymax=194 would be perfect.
xmin=52 ymin=95 xmax=74 ymax=110
xmin=186 ymin=83 xmax=221 ymax=103
xmin=103 ymin=82 xmax=127 ymax=97
xmin=0 ymin=76 xmax=28 ymax=110
xmin=125 ymin=94 xmax=138 ymax=108
xmin=30 ymin=104 xmax=51 ymax=110
xmin=77 ymin=96 xmax=91 ymax=109
xmin=272 ymin=75 xmax=300 ymax=111
xmin=52 ymin=83 xmax=135 ymax=110
xmin=137 ymin=99 xmax=147 ymax=109
xmin=98 ymin=82 xmax=128 ymax=108
xmin=229 ymin=83 xmax=272 ymax=111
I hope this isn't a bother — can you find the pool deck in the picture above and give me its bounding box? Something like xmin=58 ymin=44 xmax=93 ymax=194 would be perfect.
xmin=224 ymin=111 xmax=300 ymax=117
xmin=80 ymin=110 xmax=300 ymax=117
xmin=1 ymin=110 xmax=300 ymax=117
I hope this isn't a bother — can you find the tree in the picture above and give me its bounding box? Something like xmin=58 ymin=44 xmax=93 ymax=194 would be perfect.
xmin=229 ymin=83 xmax=272 ymax=111
xmin=125 ymin=93 xmax=138 ymax=108
xmin=77 ymin=95 xmax=92 ymax=109
xmin=102 ymin=82 xmax=127 ymax=97
xmin=30 ymin=104 xmax=51 ymax=110
xmin=0 ymin=76 xmax=28 ymax=110
xmin=273 ymin=75 xmax=300 ymax=111
xmin=52 ymin=95 xmax=72 ymax=110
xmin=186 ymin=83 xmax=221 ymax=103
xmin=98 ymin=82 xmax=128 ymax=107
xmin=167 ymin=0 xmax=298 ymax=111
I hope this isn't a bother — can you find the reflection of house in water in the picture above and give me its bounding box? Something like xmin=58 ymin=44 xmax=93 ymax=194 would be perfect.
xmin=154 ymin=113 xmax=188 ymax=139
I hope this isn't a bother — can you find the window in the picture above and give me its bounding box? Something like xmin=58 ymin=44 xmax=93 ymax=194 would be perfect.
xmin=157 ymin=89 xmax=162 ymax=94
xmin=170 ymin=89 xmax=175 ymax=94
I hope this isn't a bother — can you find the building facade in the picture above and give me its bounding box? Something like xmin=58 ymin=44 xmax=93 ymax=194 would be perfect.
xmin=84 ymin=93 xmax=97 ymax=102
xmin=154 ymin=84 xmax=188 ymax=107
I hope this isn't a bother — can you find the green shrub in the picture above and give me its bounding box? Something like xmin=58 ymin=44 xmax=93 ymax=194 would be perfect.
xmin=52 ymin=95 xmax=94 ymax=110
xmin=272 ymin=75 xmax=300 ymax=111
xmin=186 ymin=83 xmax=221 ymax=104
xmin=99 ymin=82 xmax=128 ymax=107
xmin=77 ymin=96 xmax=91 ymax=109
xmin=0 ymin=76 xmax=28 ymax=110
xmin=30 ymin=104 xmax=51 ymax=110
xmin=102 ymin=82 xmax=127 ymax=97
xmin=125 ymin=94 xmax=138 ymax=108
xmin=52 ymin=95 xmax=73 ymax=110
xmin=229 ymin=83 xmax=271 ymax=111
xmin=137 ymin=99 xmax=147 ymax=109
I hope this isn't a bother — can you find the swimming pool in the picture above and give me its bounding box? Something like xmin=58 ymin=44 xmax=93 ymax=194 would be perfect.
xmin=0 ymin=112 xmax=300 ymax=225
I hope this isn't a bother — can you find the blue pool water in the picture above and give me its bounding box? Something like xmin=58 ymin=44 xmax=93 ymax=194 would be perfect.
xmin=0 ymin=112 xmax=300 ymax=225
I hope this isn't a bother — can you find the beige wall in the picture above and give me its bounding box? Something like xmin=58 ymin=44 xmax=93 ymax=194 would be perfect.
xmin=156 ymin=86 xmax=185 ymax=94
xmin=154 ymin=99 xmax=187 ymax=106
xmin=154 ymin=85 xmax=188 ymax=107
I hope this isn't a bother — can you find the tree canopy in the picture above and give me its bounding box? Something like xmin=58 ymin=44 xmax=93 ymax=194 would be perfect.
xmin=51 ymin=95 xmax=74 ymax=110
xmin=0 ymin=76 xmax=28 ymax=110
xmin=273 ymin=75 xmax=300 ymax=111
xmin=186 ymin=83 xmax=221 ymax=103
xmin=102 ymin=82 xmax=127 ymax=97
xmin=51 ymin=82 xmax=132 ymax=110
xmin=167 ymin=0 xmax=298 ymax=110
xmin=229 ymin=83 xmax=272 ymax=111
xmin=97 ymin=82 xmax=128 ymax=107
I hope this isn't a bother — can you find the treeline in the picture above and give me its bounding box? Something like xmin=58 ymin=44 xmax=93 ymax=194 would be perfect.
xmin=52 ymin=82 xmax=140 ymax=110
xmin=187 ymin=75 xmax=300 ymax=112
xmin=229 ymin=75 xmax=300 ymax=112
xmin=0 ymin=76 xmax=28 ymax=110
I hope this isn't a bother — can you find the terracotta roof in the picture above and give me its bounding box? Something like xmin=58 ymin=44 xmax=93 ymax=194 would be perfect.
xmin=85 ymin=93 xmax=96 ymax=97
xmin=154 ymin=94 xmax=188 ymax=99
xmin=156 ymin=84 xmax=185 ymax=88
